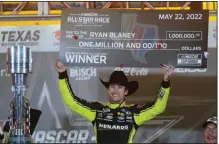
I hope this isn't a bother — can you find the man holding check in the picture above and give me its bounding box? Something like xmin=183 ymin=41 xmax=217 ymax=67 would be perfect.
xmin=56 ymin=60 xmax=174 ymax=144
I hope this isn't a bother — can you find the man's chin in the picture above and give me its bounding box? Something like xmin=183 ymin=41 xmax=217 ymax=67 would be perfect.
xmin=206 ymin=139 xmax=216 ymax=143
xmin=110 ymin=99 xmax=123 ymax=103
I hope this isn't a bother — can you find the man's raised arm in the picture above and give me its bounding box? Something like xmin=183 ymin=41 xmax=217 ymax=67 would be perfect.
xmin=133 ymin=64 xmax=174 ymax=126
xmin=58 ymin=70 xmax=102 ymax=122
xmin=133 ymin=80 xmax=170 ymax=126
xmin=56 ymin=60 xmax=101 ymax=122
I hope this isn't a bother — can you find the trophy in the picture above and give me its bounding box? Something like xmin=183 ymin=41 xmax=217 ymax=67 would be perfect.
xmin=5 ymin=45 xmax=33 ymax=144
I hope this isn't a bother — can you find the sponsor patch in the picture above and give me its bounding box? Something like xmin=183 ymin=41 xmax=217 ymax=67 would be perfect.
xmin=98 ymin=123 xmax=129 ymax=130
xmin=158 ymin=89 xmax=165 ymax=99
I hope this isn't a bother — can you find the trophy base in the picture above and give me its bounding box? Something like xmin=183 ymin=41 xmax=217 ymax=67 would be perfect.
xmin=9 ymin=136 xmax=31 ymax=144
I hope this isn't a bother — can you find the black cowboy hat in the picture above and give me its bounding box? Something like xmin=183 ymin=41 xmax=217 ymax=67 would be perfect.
xmin=100 ymin=71 xmax=138 ymax=96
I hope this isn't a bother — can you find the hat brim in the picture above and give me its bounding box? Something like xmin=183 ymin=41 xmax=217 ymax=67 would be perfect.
xmin=203 ymin=121 xmax=217 ymax=128
xmin=100 ymin=78 xmax=138 ymax=96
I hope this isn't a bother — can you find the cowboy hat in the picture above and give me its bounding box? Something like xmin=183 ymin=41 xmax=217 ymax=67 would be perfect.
xmin=100 ymin=71 xmax=138 ymax=96
xmin=202 ymin=116 xmax=217 ymax=128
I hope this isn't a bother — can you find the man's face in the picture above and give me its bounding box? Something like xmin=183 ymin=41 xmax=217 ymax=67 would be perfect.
xmin=204 ymin=123 xmax=217 ymax=143
xmin=107 ymin=84 xmax=128 ymax=103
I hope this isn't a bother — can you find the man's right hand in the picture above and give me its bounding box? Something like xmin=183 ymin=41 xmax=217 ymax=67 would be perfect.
xmin=55 ymin=59 xmax=67 ymax=73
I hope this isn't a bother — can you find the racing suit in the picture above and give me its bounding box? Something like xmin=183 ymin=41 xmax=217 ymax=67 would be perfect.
xmin=58 ymin=71 xmax=170 ymax=144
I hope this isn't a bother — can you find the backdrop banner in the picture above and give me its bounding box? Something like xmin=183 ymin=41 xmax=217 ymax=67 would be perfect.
xmin=0 ymin=15 xmax=216 ymax=143
xmin=208 ymin=20 xmax=217 ymax=48
xmin=0 ymin=48 xmax=216 ymax=143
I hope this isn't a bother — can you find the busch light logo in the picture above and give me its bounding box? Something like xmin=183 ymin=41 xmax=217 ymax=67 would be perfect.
xmin=129 ymin=24 xmax=159 ymax=64
xmin=69 ymin=67 xmax=97 ymax=80
xmin=212 ymin=27 xmax=216 ymax=39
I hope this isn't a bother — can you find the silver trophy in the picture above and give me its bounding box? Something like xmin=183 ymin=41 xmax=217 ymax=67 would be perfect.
xmin=5 ymin=46 xmax=33 ymax=144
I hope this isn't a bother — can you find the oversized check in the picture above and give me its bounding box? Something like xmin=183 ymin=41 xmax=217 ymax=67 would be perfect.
xmin=59 ymin=8 xmax=209 ymax=68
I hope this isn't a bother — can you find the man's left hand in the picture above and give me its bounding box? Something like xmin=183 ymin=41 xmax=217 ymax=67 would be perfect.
xmin=160 ymin=64 xmax=174 ymax=81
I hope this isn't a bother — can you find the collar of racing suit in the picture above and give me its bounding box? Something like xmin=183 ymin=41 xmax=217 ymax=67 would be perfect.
xmin=107 ymin=101 xmax=126 ymax=109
